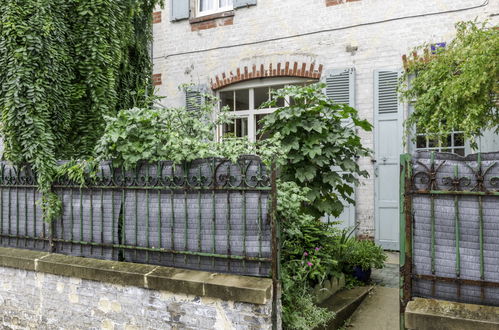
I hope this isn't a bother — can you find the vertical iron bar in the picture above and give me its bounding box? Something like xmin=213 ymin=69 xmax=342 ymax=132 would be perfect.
xmin=146 ymin=166 xmax=150 ymax=263
xmin=242 ymin=189 xmax=247 ymax=273
xmin=70 ymin=188 xmax=74 ymax=252
xmin=33 ymin=189 xmax=36 ymax=248
xmin=90 ymin=187 xmax=93 ymax=255
xmin=100 ymin=188 xmax=104 ymax=257
xmin=270 ymin=162 xmax=279 ymax=330
xmin=478 ymin=153 xmax=485 ymax=300
xmin=258 ymin=192 xmax=263 ymax=275
xmin=111 ymin=189 xmax=115 ymax=259
xmin=227 ymin=164 xmax=232 ymax=273
xmin=158 ymin=162 xmax=163 ymax=262
xmin=400 ymin=154 xmax=413 ymax=330
xmin=430 ymin=152 xmax=436 ymax=296
xmin=80 ymin=188 xmax=83 ymax=254
xmin=135 ymin=187 xmax=138 ymax=259
xmin=184 ymin=189 xmax=188 ymax=266
xmin=24 ymin=185 xmax=27 ymax=247
xmin=16 ymin=183 xmax=19 ymax=247
xmin=454 ymin=165 xmax=461 ymax=297
xmin=197 ymin=167 xmax=202 ymax=268
xmin=7 ymin=185 xmax=11 ymax=246
xmin=212 ymin=188 xmax=216 ymax=269
xmin=170 ymin=189 xmax=175 ymax=266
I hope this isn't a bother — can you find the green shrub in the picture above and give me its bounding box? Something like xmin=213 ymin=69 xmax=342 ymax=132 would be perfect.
xmin=343 ymin=239 xmax=387 ymax=272
xmin=262 ymin=83 xmax=372 ymax=219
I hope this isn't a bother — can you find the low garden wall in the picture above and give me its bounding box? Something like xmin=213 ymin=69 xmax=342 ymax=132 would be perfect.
xmin=0 ymin=247 xmax=275 ymax=329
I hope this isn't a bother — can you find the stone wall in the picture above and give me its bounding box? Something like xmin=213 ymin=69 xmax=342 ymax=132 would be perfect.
xmin=0 ymin=247 xmax=275 ymax=329
xmin=151 ymin=0 xmax=498 ymax=239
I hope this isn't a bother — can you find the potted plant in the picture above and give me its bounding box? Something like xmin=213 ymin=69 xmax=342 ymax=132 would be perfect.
xmin=345 ymin=239 xmax=387 ymax=283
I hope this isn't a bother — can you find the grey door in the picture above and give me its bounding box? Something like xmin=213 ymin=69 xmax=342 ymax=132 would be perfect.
xmin=374 ymin=70 xmax=403 ymax=250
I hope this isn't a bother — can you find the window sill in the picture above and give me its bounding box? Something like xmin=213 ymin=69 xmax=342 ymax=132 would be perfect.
xmin=190 ymin=10 xmax=235 ymax=24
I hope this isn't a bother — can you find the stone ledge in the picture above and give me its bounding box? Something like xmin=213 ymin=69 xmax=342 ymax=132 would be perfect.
xmin=405 ymin=298 xmax=499 ymax=330
xmin=0 ymin=247 xmax=272 ymax=305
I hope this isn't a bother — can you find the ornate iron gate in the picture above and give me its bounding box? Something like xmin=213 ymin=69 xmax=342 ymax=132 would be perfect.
xmin=400 ymin=151 xmax=499 ymax=329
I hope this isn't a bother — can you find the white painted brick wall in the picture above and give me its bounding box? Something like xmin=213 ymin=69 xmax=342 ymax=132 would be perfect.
xmin=152 ymin=0 xmax=498 ymax=238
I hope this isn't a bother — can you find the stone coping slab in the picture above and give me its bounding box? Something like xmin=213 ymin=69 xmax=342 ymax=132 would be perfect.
xmin=405 ymin=297 xmax=499 ymax=330
xmin=0 ymin=247 xmax=272 ymax=305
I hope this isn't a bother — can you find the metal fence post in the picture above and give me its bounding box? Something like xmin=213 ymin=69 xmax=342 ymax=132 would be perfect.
xmin=270 ymin=162 xmax=280 ymax=330
xmin=400 ymin=154 xmax=412 ymax=330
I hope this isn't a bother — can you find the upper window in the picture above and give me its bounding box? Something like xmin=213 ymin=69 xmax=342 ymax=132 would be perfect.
xmin=198 ymin=0 xmax=233 ymax=16
xmin=217 ymin=78 xmax=315 ymax=142
xmin=415 ymin=131 xmax=465 ymax=156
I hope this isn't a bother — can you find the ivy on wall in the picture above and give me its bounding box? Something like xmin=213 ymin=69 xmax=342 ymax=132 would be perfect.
xmin=0 ymin=0 xmax=163 ymax=221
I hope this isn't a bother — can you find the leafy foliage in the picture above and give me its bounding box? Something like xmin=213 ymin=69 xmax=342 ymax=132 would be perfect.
xmin=0 ymin=0 xmax=163 ymax=221
xmin=94 ymin=91 xmax=280 ymax=168
xmin=400 ymin=20 xmax=499 ymax=146
xmin=342 ymin=239 xmax=387 ymax=271
xmin=262 ymin=83 xmax=372 ymax=218
xmin=278 ymin=181 xmax=336 ymax=329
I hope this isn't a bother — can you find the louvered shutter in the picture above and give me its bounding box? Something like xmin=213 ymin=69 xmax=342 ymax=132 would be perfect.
xmin=234 ymin=0 xmax=257 ymax=8
xmin=185 ymin=85 xmax=206 ymax=112
xmin=322 ymin=68 xmax=356 ymax=229
xmin=170 ymin=0 xmax=190 ymax=21
xmin=374 ymin=71 xmax=400 ymax=115
xmin=324 ymin=68 xmax=355 ymax=107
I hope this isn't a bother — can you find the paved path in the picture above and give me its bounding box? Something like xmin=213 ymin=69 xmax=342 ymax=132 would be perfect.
xmin=347 ymin=252 xmax=399 ymax=330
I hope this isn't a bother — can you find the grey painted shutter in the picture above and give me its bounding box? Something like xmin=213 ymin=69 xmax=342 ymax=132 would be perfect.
xmin=324 ymin=68 xmax=355 ymax=107
xmin=170 ymin=0 xmax=190 ymax=21
xmin=185 ymin=85 xmax=206 ymax=111
xmin=233 ymin=0 xmax=257 ymax=9
xmin=374 ymin=70 xmax=403 ymax=250
xmin=322 ymin=68 xmax=356 ymax=229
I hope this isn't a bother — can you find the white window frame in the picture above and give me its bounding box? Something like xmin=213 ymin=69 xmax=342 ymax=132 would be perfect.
xmin=197 ymin=0 xmax=233 ymax=17
xmin=216 ymin=77 xmax=315 ymax=142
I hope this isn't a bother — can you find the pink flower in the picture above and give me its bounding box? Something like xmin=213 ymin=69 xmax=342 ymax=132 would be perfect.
xmin=315 ymin=247 xmax=321 ymax=251
xmin=303 ymin=252 xmax=308 ymax=256
xmin=307 ymin=262 xmax=313 ymax=267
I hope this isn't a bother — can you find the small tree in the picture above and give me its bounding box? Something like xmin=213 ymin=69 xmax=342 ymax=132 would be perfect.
xmin=400 ymin=21 xmax=499 ymax=146
xmin=261 ymin=83 xmax=372 ymax=219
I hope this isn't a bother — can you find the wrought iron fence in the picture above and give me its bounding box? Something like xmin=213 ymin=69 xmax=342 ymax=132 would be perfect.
xmin=400 ymin=151 xmax=499 ymax=328
xmin=0 ymin=156 xmax=276 ymax=278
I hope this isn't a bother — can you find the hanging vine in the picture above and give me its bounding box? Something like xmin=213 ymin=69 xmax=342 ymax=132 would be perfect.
xmin=0 ymin=0 xmax=163 ymax=222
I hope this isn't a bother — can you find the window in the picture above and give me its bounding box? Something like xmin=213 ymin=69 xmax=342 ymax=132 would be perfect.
xmin=198 ymin=0 xmax=233 ymax=16
xmin=217 ymin=78 xmax=315 ymax=141
xmin=415 ymin=131 xmax=465 ymax=156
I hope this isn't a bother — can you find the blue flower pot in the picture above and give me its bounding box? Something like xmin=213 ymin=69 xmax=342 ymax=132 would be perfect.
xmin=353 ymin=266 xmax=372 ymax=283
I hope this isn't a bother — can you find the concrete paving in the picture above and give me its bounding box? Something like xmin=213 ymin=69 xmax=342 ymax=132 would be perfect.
xmin=347 ymin=252 xmax=400 ymax=330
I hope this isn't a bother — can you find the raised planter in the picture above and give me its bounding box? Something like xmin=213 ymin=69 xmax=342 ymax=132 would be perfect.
xmin=312 ymin=273 xmax=346 ymax=304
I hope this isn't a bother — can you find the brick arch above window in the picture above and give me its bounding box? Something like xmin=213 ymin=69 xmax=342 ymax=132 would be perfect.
xmin=210 ymin=62 xmax=323 ymax=90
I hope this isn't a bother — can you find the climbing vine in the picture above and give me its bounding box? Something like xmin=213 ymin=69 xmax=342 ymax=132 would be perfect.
xmin=400 ymin=20 xmax=499 ymax=147
xmin=0 ymin=0 xmax=163 ymax=222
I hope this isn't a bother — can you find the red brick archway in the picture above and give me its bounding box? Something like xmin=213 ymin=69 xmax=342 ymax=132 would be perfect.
xmin=210 ymin=62 xmax=323 ymax=90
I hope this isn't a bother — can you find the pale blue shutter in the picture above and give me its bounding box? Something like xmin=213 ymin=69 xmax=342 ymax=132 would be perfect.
xmin=322 ymin=68 xmax=356 ymax=229
xmin=233 ymin=0 xmax=257 ymax=9
xmin=324 ymin=68 xmax=355 ymax=107
xmin=185 ymin=85 xmax=206 ymax=111
xmin=170 ymin=0 xmax=190 ymax=21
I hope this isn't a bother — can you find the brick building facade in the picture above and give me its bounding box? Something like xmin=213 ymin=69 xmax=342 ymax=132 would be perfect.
xmin=152 ymin=0 xmax=498 ymax=249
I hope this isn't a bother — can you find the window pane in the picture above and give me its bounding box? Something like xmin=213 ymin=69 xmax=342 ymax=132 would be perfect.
xmin=270 ymin=85 xmax=285 ymax=108
xmin=254 ymin=87 xmax=269 ymax=109
xmin=416 ymin=135 xmax=427 ymax=149
xmin=454 ymin=133 xmax=464 ymax=146
xmin=235 ymin=89 xmax=250 ymax=111
xmin=256 ymin=114 xmax=271 ymax=140
xmin=219 ymin=0 xmax=232 ymax=7
xmin=220 ymin=91 xmax=234 ymax=111
xmin=223 ymin=118 xmax=248 ymax=138
xmin=454 ymin=148 xmax=465 ymax=156
xmin=200 ymin=0 xmax=215 ymax=11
